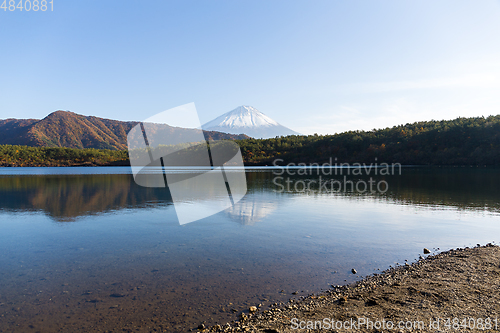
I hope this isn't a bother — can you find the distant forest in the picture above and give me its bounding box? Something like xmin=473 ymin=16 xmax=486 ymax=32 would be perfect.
xmin=239 ymin=115 xmax=500 ymax=166
xmin=0 ymin=145 xmax=128 ymax=167
xmin=1 ymin=115 xmax=499 ymax=167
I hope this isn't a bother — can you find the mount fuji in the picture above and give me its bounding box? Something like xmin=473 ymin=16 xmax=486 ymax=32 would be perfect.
xmin=202 ymin=106 xmax=300 ymax=139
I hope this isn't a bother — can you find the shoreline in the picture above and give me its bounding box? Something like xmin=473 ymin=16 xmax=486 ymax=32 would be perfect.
xmin=209 ymin=244 xmax=500 ymax=332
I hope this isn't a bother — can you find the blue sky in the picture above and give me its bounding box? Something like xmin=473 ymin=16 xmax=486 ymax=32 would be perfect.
xmin=1 ymin=0 xmax=499 ymax=135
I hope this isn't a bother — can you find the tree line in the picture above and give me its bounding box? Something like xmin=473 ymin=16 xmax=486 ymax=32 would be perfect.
xmin=238 ymin=115 xmax=500 ymax=166
xmin=0 ymin=145 xmax=129 ymax=167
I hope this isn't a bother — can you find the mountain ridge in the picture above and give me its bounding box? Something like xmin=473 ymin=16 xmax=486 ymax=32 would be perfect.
xmin=0 ymin=111 xmax=249 ymax=150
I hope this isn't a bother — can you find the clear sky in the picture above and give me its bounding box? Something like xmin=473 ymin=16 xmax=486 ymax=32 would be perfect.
xmin=1 ymin=0 xmax=499 ymax=135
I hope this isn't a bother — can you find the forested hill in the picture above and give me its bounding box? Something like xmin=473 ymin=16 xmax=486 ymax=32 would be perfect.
xmin=238 ymin=115 xmax=500 ymax=166
xmin=0 ymin=111 xmax=248 ymax=150
xmin=0 ymin=114 xmax=499 ymax=167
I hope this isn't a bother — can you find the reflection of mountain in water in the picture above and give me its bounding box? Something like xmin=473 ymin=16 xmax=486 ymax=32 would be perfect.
xmin=225 ymin=197 xmax=277 ymax=225
xmin=0 ymin=175 xmax=173 ymax=221
xmin=0 ymin=168 xmax=498 ymax=222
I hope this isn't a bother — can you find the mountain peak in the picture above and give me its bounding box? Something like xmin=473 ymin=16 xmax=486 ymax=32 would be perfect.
xmin=44 ymin=110 xmax=78 ymax=118
xmin=202 ymin=106 xmax=300 ymax=139
xmin=207 ymin=105 xmax=279 ymax=129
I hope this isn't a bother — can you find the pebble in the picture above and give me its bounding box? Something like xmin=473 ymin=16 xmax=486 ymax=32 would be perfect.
xmin=249 ymin=306 xmax=257 ymax=312
xmin=351 ymin=268 xmax=357 ymax=274
xmin=423 ymin=248 xmax=431 ymax=254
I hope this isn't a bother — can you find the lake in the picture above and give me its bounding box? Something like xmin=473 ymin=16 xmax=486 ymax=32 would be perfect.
xmin=0 ymin=166 xmax=499 ymax=332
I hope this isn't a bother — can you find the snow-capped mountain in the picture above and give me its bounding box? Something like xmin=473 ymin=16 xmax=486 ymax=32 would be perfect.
xmin=202 ymin=106 xmax=300 ymax=139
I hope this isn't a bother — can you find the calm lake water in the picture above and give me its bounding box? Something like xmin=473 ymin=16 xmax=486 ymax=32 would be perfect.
xmin=0 ymin=166 xmax=499 ymax=332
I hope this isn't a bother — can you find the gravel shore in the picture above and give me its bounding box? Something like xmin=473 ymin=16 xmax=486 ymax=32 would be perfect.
xmin=208 ymin=244 xmax=500 ymax=332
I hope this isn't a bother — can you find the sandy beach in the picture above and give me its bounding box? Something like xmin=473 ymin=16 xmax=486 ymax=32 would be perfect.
xmin=209 ymin=244 xmax=500 ymax=332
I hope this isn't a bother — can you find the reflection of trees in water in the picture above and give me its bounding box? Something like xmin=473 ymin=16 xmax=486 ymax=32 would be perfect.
xmin=249 ymin=168 xmax=500 ymax=213
xmin=380 ymin=169 xmax=500 ymax=211
xmin=0 ymin=175 xmax=173 ymax=221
